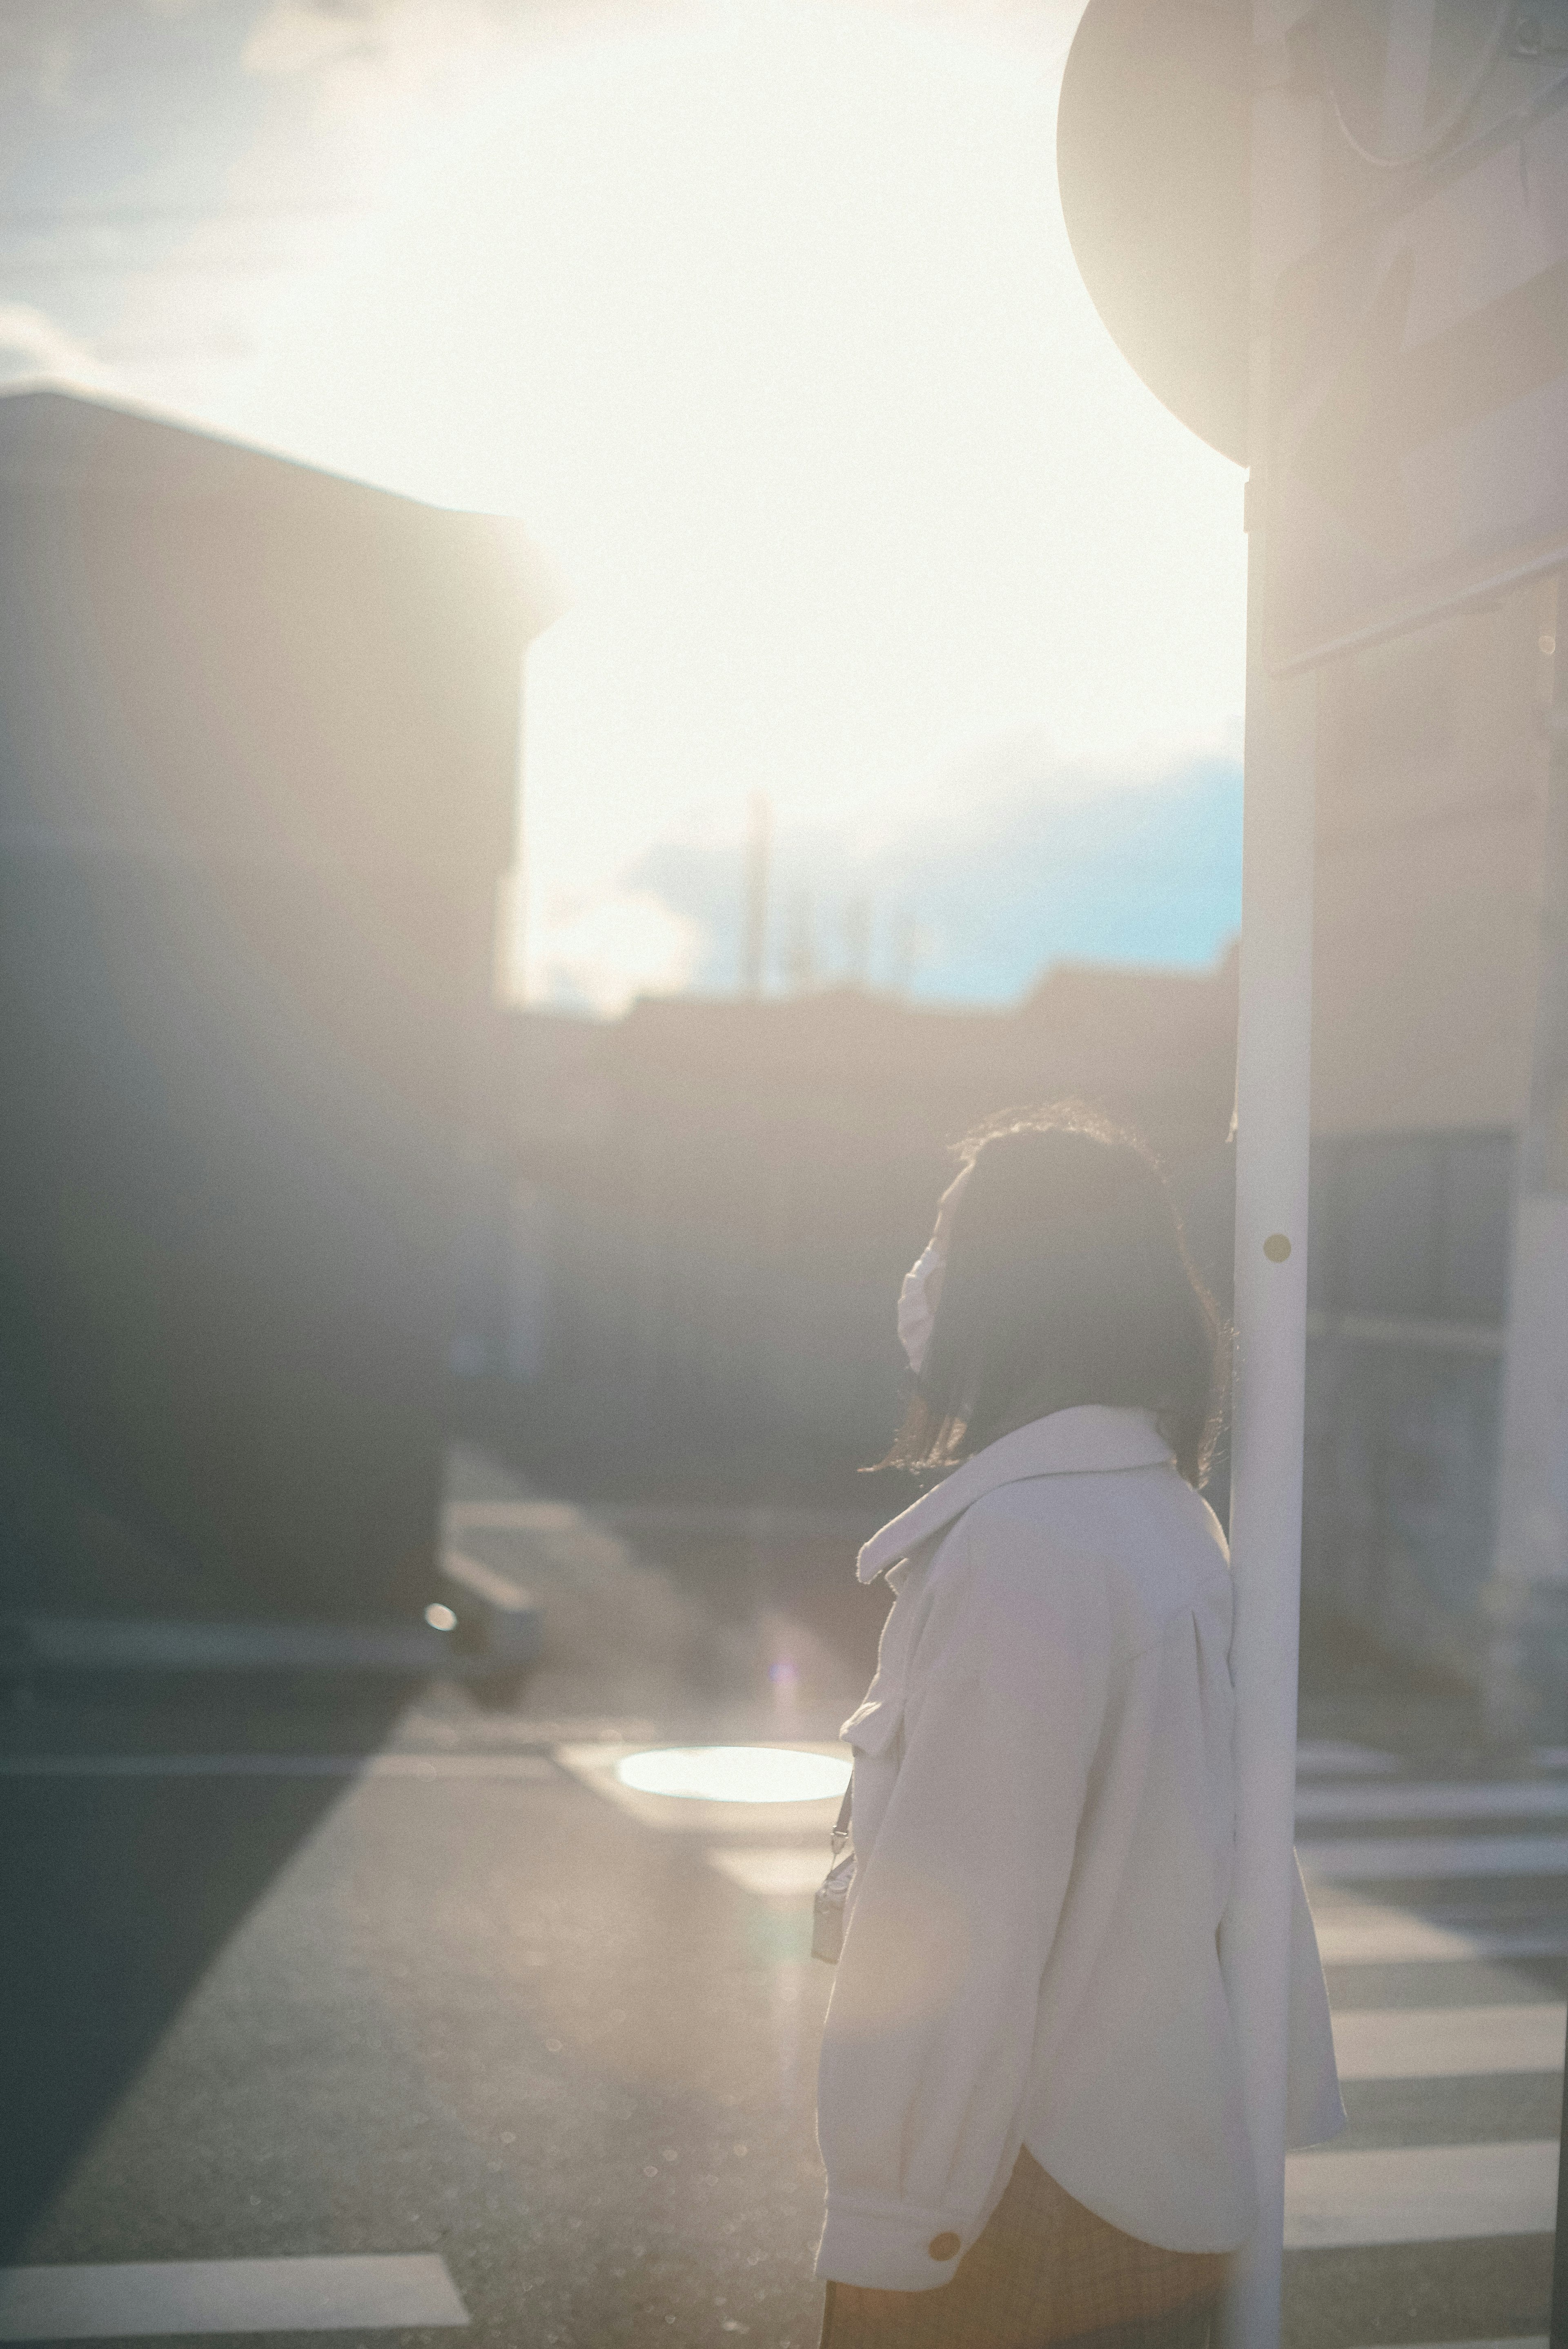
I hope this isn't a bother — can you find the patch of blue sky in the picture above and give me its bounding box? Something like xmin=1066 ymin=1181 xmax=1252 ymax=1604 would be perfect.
xmin=630 ymin=754 xmax=1243 ymax=1007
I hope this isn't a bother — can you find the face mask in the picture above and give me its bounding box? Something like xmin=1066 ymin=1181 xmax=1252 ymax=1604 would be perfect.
xmin=896 ymin=1164 xmax=974 ymax=1375
xmin=897 ymin=1241 xmax=944 ymax=1375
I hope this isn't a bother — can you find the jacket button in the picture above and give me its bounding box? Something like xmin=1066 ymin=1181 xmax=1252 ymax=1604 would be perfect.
xmin=928 ymin=2233 xmax=961 ymax=2262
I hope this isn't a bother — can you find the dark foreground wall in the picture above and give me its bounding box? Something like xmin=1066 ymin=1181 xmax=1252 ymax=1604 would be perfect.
xmin=0 ymin=389 xmax=549 ymax=1623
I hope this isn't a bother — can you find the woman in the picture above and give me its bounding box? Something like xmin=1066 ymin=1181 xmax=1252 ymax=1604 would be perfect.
xmin=815 ymin=1105 xmax=1343 ymax=2349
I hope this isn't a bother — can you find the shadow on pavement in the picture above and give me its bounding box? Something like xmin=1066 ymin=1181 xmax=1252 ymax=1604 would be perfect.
xmin=0 ymin=1688 xmax=408 ymax=2258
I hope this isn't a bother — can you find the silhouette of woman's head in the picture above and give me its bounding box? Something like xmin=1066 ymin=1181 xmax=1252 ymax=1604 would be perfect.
xmin=882 ymin=1103 xmax=1225 ymax=1487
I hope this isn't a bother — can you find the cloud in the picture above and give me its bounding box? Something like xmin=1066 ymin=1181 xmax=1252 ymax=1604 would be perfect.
xmin=0 ymin=302 xmax=98 ymax=384
xmin=243 ymin=0 xmax=471 ymax=78
xmin=240 ymin=0 xmax=1074 ymax=85
xmin=524 ymin=884 xmax=705 ymax=1017
xmin=240 ymin=0 xmax=519 ymax=125
xmin=0 ymin=12 xmax=86 ymax=108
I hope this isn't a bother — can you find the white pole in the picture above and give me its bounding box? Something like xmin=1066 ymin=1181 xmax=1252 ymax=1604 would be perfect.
xmin=1218 ymin=19 xmax=1322 ymax=2348
xmin=1218 ymin=612 xmax=1315 ymax=2349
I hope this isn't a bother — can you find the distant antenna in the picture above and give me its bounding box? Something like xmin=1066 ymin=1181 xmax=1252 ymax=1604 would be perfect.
xmin=843 ymin=896 xmax=871 ymax=988
xmin=742 ymin=791 xmax=771 ymax=995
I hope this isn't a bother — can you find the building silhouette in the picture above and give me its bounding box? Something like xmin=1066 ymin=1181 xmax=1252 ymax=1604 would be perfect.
xmin=0 ymin=388 xmax=555 ymax=1629
xmin=473 ymin=953 xmax=1239 ymax=1495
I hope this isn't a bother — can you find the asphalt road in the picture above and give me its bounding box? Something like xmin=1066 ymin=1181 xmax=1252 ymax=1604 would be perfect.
xmin=2 ymin=1446 xmax=1566 ymax=2348
xmin=3 ymin=1735 xmax=839 ymax=2347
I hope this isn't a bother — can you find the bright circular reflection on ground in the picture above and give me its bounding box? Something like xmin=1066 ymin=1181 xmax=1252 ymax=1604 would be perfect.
xmin=614 ymin=1745 xmax=851 ymax=1803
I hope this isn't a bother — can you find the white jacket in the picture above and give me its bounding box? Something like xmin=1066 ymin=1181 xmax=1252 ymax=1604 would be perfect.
xmin=815 ymin=1405 xmax=1344 ymax=2293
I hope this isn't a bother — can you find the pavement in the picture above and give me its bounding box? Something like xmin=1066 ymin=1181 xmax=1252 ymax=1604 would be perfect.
xmin=0 ymin=1445 xmax=1564 ymax=2347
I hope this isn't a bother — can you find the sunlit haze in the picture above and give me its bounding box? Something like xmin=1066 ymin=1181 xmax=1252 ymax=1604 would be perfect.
xmin=76 ymin=0 xmax=1250 ymax=1011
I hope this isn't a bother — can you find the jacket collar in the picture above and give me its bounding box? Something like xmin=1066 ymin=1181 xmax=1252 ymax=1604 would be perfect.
xmin=855 ymin=1405 xmax=1174 ymax=1584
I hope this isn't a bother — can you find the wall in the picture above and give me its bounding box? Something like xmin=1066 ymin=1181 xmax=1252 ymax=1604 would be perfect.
xmin=0 ymin=392 xmax=544 ymax=1625
xmin=1303 ymin=1129 xmax=1512 ymax=1681
xmin=478 ymin=963 xmax=1240 ymax=1496
xmin=1312 ymin=591 xmax=1548 ymax=1138
xmin=1300 ymin=581 xmax=1550 ymax=1680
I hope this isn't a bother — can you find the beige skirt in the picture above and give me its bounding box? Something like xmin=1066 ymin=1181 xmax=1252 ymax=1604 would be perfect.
xmin=819 ymin=2148 xmax=1226 ymax=2349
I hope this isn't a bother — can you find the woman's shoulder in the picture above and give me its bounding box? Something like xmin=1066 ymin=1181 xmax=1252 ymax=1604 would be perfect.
xmin=944 ymin=1465 xmax=1230 ymax=1647
xmin=929 ymin=1483 xmax=1113 ymax=1635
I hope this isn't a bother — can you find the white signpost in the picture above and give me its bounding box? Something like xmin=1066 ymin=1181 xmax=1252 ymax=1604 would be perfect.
xmin=1219 ymin=22 xmax=1324 ymax=2342
xmin=1060 ymin=4 xmax=1568 ymax=2346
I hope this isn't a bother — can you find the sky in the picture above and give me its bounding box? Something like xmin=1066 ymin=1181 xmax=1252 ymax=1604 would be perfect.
xmin=0 ymin=0 xmax=1249 ymax=1013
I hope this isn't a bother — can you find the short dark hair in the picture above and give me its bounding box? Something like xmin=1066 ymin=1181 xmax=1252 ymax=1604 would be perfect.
xmin=880 ymin=1103 xmax=1227 ymax=1488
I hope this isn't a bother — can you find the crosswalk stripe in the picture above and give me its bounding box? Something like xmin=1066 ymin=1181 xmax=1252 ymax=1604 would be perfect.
xmin=1341 ymin=2339 xmax=1544 ymax=2348
xmin=1300 ymin=1834 xmax=1568 ymax=1881
xmin=1296 ymin=1742 xmax=1399 ymax=1776
xmin=1298 ymin=1783 xmax=1568 ymax=1826
xmin=1289 ymin=1774 xmax=1568 ymax=2286
xmin=1284 ymin=2141 xmax=1558 ymax=2249
xmin=1315 ymin=1912 xmax=1568 ymax=1964
xmin=0 ymin=2256 xmax=469 ymax=2340
xmin=1332 ymin=2004 xmax=1566 ymax=2079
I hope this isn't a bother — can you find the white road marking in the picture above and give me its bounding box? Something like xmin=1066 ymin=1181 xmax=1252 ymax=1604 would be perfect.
xmin=618 ymin=1748 xmax=848 ymax=1803
xmin=557 ymin=1743 xmax=846 ymax=1836
xmin=0 ymin=2255 xmax=468 ymax=2340
xmin=1315 ymin=1909 xmax=1568 ymax=1964
xmin=1300 ymin=1835 xmax=1568 ymax=1881
xmin=0 ymin=1754 xmax=557 ymax=1780
xmin=1298 ymin=1782 xmax=1568 ymax=1826
xmin=708 ymin=1845 xmax=828 ymax=1896
xmin=1332 ymin=2004 xmax=1566 ymax=2079
xmin=1284 ymin=2141 xmax=1558 ymax=2248
xmin=444 ymin=1500 xmax=582 ymax=1532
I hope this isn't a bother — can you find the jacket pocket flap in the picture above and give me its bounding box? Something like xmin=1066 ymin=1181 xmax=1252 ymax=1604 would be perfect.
xmin=839 ymin=1694 xmax=904 ymax=1756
